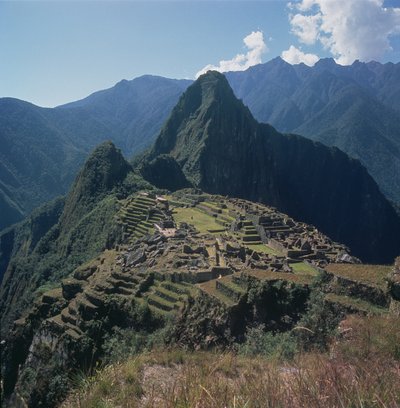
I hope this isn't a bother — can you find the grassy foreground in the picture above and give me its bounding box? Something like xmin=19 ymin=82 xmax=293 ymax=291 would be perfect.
xmin=62 ymin=315 xmax=400 ymax=408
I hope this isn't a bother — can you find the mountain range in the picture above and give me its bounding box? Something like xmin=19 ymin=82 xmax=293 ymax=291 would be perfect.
xmin=1 ymin=70 xmax=400 ymax=407
xmin=143 ymin=71 xmax=400 ymax=264
xmin=226 ymin=57 xmax=400 ymax=204
xmin=0 ymin=77 xmax=190 ymax=229
xmin=1 ymin=58 xmax=399 ymax=232
xmin=2 ymin=70 xmax=399 ymax=331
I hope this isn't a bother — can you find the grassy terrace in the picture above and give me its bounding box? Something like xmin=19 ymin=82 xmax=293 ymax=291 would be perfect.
xmin=291 ymin=262 xmax=319 ymax=277
xmin=172 ymin=207 xmax=225 ymax=233
xmin=244 ymin=243 xmax=281 ymax=256
xmin=246 ymin=269 xmax=314 ymax=285
xmin=200 ymin=201 xmax=222 ymax=211
xmin=140 ymin=279 xmax=197 ymax=315
xmin=198 ymin=278 xmax=237 ymax=307
xmin=325 ymin=293 xmax=388 ymax=315
xmin=325 ymin=264 xmax=391 ymax=290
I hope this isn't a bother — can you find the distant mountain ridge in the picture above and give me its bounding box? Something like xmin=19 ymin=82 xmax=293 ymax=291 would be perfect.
xmin=0 ymin=76 xmax=190 ymax=229
xmin=145 ymin=71 xmax=400 ymax=264
xmin=226 ymin=57 xmax=400 ymax=203
xmin=59 ymin=75 xmax=192 ymax=153
xmin=1 ymin=58 xmax=399 ymax=232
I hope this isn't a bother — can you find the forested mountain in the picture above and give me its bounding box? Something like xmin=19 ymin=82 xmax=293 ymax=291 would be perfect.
xmin=2 ymin=58 xmax=399 ymax=233
xmin=0 ymin=77 xmax=190 ymax=230
xmin=226 ymin=57 xmax=400 ymax=203
xmin=0 ymin=141 xmax=143 ymax=330
xmin=145 ymin=71 xmax=400 ymax=263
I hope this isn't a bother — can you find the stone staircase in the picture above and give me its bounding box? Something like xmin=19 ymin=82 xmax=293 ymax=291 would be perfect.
xmin=240 ymin=220 xmax=262 ymax=245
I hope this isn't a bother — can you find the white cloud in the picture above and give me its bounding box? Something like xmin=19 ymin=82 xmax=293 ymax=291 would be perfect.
xmin=195 ymin=31 xmax=267 ymax=78
xmin=289 ymin=0 xmax=400 ymax=65
xmin=281 ymin=45 xmax=320 ymax=66
xmin=290 ymin=13 xmax=321 ymax=45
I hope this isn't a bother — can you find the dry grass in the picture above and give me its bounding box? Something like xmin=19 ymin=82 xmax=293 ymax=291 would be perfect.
xmin=62 ymin=316 xmax=400 ymax=408
xmin=325 ymin=264 xmax=391 ymax=290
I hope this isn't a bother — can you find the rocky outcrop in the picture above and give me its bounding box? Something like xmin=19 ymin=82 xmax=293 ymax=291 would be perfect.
xmin=140 ymin=154 xmax=191 ymax=191
xmin=389 ymin=257 xmax=400 ymax=316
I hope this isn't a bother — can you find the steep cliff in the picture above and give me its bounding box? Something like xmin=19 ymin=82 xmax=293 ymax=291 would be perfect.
xmin=148 ymin=71 xmax=400 ymax=263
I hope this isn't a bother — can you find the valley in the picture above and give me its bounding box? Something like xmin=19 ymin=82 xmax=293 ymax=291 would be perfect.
xmin=1 ymin=64 xmax=399 ymax=408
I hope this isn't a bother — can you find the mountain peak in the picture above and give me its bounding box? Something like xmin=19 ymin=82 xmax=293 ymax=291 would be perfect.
xmin=145 ymin=70 xmax=400 ymax=263
xmin=73 ymin=140 xmax=130 ymax=195
xmin=59 ymin=141 xmax=130 ymax=230
xmin=196 ymin=70 xmax=235 ymax=99
xmin=315 ymin=57 xmax=337 ymax=69
xmin=149 ymin=70 xmax=254 ymax=164
xmin=269 ymin=56 xmax=288 ymax=65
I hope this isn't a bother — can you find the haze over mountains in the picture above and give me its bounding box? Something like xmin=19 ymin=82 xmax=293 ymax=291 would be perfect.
xmin=0 ymin=77 xmax=189 ymax=229
xmin=1 ymin=58 xmax=400 ymax=232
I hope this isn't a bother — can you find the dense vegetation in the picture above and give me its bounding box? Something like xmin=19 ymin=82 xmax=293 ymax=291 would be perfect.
xmin=226 ymin=57 xmax=400 ymax=203
xmin=146 ymin=71 xmax=400 ymax=264
xmin=0 ymin=77 xmax=190 ymax=229
xmin=2 ymin=59 xmax=400 ymax=230
xmin=0 ymin=142 xmax=152 ymax=335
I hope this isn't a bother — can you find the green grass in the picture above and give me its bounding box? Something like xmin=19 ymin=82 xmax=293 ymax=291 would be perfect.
xmin=325 ymin=264 xmax=391 ymax=290
xmin=34 ymin=282 xmax=61 ymax=298
xmin=172 ymin=207 xmax=224 ymax=233
xmin=160 ymin=281 xmax=195 ymax=296
xmin=198 ymin=279 xmax=236 ymax=307
xmin=200 ymin=201 xmax=221 ymax=211
xmin=217 ymin=279 xmax=246 ymax=298
xmin=244 ymin=243 xmax=281 ymax=256
xmin=325 ymin=293 xmax=388 ymax=315
xmin=291 ymin=262 xmax=318 ymax=277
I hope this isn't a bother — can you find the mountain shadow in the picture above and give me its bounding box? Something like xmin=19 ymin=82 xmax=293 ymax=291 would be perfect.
xmin=145 ymin=71 xmax=400 ymax=264
xmin=226 ymin=58 xmax=400 ymax=204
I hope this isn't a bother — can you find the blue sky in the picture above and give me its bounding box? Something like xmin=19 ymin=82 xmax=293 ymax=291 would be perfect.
xmin=1 ymin=0 xmax=399 ymax=107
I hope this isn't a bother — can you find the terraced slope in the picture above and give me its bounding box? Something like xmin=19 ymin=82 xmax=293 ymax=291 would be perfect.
xmin=142 ymin=279 xmax=195 ymax=314
xmin=3 ymin=191 xmax=394 ymax=407
xmin=117 ymin=194 xmax=163 ymax=242
xmin=147 ymin=71 xmax=400 ymax=264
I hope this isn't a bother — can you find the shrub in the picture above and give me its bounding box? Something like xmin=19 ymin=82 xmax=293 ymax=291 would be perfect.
xmin=294 ymin=289 xmax=340 ymax=351
xmin=238 ymin=324 xmax=298 ymax=360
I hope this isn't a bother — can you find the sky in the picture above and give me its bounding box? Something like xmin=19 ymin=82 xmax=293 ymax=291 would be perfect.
xmin=1 ymin=0 xmax=400 ymax=107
